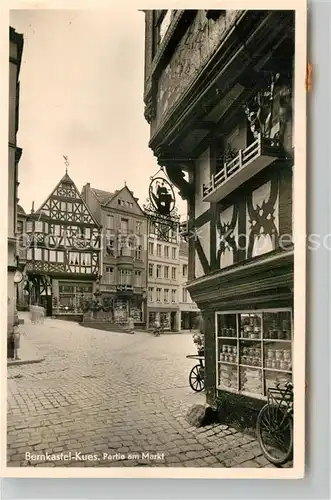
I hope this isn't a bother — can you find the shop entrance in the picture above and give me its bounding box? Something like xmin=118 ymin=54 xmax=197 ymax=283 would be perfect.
xmin=114 ymin=298 xmax=129 ymax=322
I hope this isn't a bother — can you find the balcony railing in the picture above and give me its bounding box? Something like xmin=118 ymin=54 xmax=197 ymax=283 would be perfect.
xmin=202 ymin=135 xmax=282 ymax=203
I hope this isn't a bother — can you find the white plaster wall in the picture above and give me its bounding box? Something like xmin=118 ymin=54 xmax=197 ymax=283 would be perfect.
xmin=248 ymin=181 xmax=279 ymax=258
xmin=195 ymin=221 xmax=210 ymax=279
xmin=218 ymin=205 xmax=238 ymax=269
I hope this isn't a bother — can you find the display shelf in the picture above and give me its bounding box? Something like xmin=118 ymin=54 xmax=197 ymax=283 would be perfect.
xmin=218 ymin=361 xmax=237 ymax=366
xmin=217 ymin=336 xmax=237 ymax=340
xmin=263 ymin=339 xmax=291 ymax=342
xmin=239 ymin=363 xmax=262 ymax=369
xmin=264 ymin=367 xmax=292 ymax=374
xmin=239 ymin=337 xmax=262 ymax=341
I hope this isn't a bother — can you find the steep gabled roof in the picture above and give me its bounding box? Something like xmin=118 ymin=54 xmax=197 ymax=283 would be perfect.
xmin=34 ymin=171 xmax=100 ymax=227
xmin=91 ymin=188 xmax=114 ymax=205
xmin=90 ymin=184 xmax=145 ymax=216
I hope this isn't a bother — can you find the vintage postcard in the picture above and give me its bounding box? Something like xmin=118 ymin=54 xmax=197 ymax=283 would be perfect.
xmin=1 ymin=0 xmax=307 ymax=479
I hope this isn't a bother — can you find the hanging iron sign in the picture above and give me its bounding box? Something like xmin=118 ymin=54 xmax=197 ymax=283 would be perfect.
xmin=143 ymin=169 xmax=180 ymax=242
xmin=148 ymin=177 xmax=175 ymax=216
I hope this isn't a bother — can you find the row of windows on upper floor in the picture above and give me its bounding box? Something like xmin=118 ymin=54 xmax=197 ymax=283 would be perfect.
xmin=148 ymin=286 xmax=178 ymax=304
xmin=22 ymin=221 xmax=98 ymax=238
xmin=148 ymin=263 xmax=187 ymax=280
xmin=103 ymin=267 xmax=143 ymax=287
xmin=105 ymin=241 xmax=143 ymax=260
xmin=106 ymin=217 xmax=178 ymax=242
xmin=149 ymin=222 xmax=178 ymax=239
xmin=148 ymin=242 xmax=179 ymax=259
xmin=26 ymin=248 xmax=95 ymax=266
xmin=147 ymin=287 xmax=191 ymax=304
xmin=117 ymin=199 xmax=134 ymax=209
xmin=106 ymin=215 xmax=142 ymax=234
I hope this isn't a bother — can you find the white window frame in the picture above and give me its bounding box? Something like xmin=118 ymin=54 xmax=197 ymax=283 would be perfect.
xmin=35 ymin=221 xmax=43 ymax=233
xmin=35 ymin=248 xmax=42 ymax=260
xmin=148 ymin=263 xmax=154 ymax=277
xmin=105 ymin=266 xmax=114 ymax=284
xmin=171 ymin=267 xmax=177 ymax=280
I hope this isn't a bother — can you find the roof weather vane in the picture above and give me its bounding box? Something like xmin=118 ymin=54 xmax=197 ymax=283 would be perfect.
xmin=63 ymin=155 xmax=69 ymax=174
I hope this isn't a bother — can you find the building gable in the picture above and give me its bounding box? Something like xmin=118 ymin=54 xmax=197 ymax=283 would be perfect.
xmin=106 ymin=186 xmax=145 ymax=217
xmin=35 ymin=173 xmax=100 ymax=226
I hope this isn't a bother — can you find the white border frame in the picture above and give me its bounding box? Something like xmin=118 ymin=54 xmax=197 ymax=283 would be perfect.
xmin=0 ymin=0 xmax=307 ymax=481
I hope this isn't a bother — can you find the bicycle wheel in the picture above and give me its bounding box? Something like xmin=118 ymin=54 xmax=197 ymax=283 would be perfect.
xmin=189 ymin=364 xmax=205 ymax=392
xmin=257 ymin=404 xmax=293 ymax=465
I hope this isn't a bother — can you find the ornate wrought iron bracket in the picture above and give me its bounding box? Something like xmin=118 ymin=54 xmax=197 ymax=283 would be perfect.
xmin=143 ymin=167 xmax=181 ymax=241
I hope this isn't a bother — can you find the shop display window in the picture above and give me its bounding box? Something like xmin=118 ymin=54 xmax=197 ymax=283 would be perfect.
xmin=216 ymin=309 xmax=293 ymax=399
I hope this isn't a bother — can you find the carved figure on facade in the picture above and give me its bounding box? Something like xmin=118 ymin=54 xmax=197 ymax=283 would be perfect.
xmin=144 ymin=95 xmax=156 ymax=124
xmin=244 ymin=73 xmax=292 ymax=149
xmin=244 ymin=73 xmax=280 ymax=141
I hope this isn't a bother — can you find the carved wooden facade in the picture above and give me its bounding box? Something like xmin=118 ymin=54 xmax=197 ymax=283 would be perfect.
xmin=25 ymin=172 xmax=101 ymax=315
xmin=143 ymin=10 xmax=295 ymax=404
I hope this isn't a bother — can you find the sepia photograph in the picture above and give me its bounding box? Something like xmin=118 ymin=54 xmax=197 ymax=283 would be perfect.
xmin=2 ymin=3 xmax=306 ymax=478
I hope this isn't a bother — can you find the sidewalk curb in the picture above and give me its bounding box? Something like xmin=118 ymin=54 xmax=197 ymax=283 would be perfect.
xmin=7 ymin=357 xmax=45 ymax=367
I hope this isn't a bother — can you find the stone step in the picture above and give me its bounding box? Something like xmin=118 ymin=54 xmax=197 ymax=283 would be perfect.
xmin=79 ymin=322 xmax=134 ymax=334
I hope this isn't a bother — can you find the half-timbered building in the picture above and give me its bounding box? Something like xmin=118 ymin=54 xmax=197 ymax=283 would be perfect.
xmin=143 ymin=10 xmax=295 ymax=407
xmin=25 ymin=172 xmax=101 ymax=318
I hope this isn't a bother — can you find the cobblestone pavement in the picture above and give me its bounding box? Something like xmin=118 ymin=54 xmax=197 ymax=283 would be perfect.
xmin=7 ymin=315 xmax=287 ymax=468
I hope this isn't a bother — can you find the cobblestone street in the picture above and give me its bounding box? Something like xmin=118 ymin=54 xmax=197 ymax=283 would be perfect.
xmin=7 ymin=315 xmax=278 ymax=468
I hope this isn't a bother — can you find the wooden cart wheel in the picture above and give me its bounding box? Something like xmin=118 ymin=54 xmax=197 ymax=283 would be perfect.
xmin=189 ymin=364 xmax=205 ymax=392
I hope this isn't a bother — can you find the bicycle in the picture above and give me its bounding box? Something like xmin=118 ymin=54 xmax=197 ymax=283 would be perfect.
xmin=186 ymin=354 xmax=205 ymax=392
xmin=256 ymin=382 xmax=293 ymax=466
